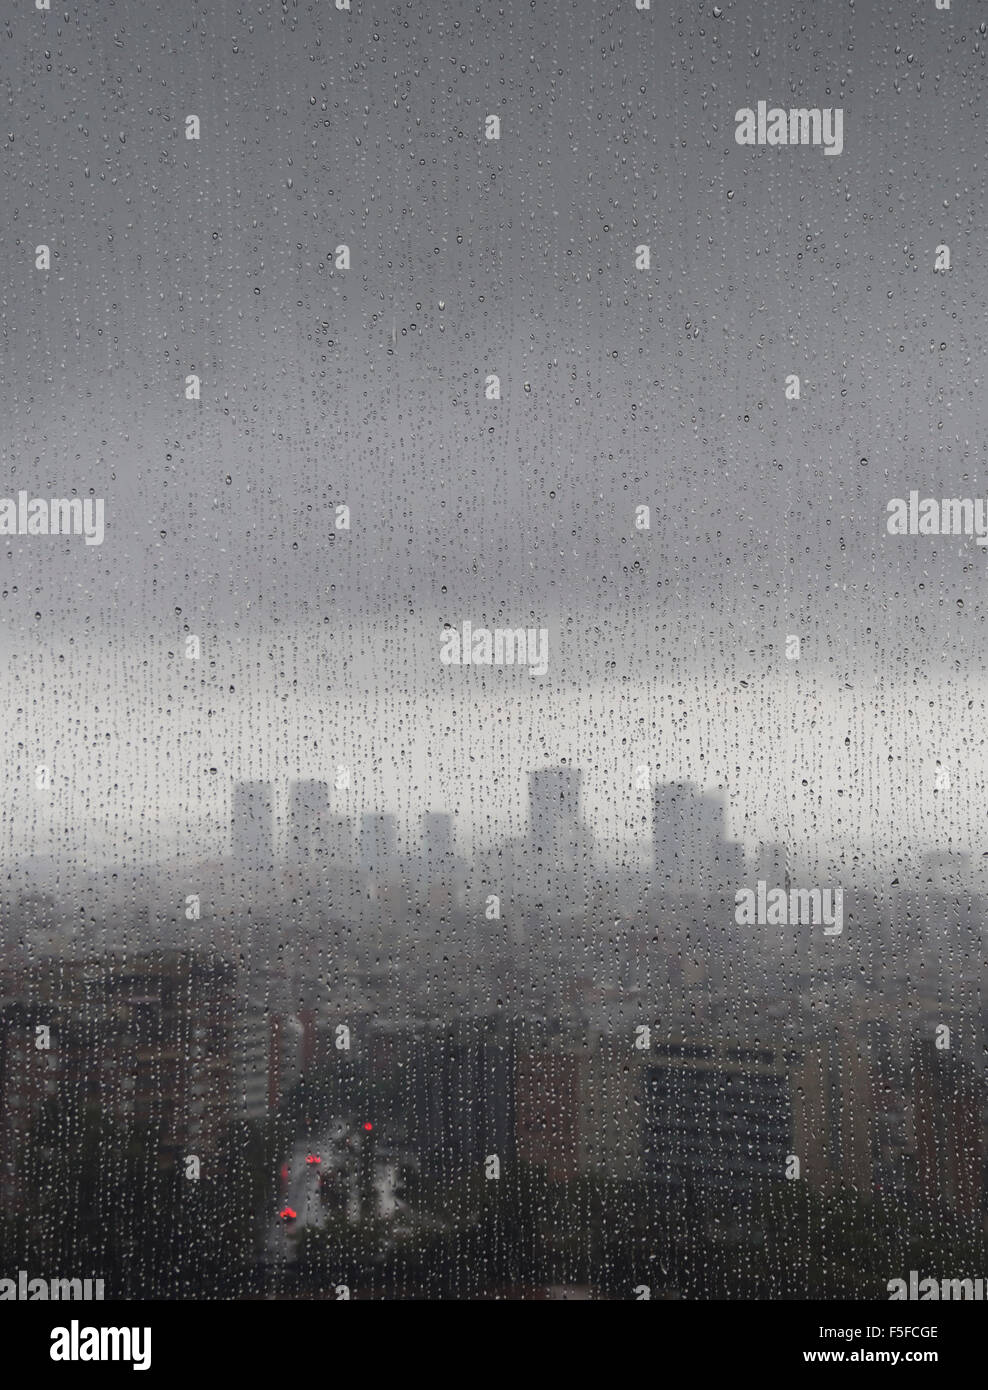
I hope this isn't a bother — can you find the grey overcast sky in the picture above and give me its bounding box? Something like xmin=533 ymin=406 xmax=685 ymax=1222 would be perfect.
xmin=2 ymin=0 xmax=987 ymax=873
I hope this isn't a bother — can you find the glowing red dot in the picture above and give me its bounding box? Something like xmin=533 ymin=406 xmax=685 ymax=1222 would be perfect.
xmin=363 ymin=1122 xmax=373 ymax=1132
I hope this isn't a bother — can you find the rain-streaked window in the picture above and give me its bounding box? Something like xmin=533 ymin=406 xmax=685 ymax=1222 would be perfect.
xmin=0 ymin=0 xmax=984 ymax=1350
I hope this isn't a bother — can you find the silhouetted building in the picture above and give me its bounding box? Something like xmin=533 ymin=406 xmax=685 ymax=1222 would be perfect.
xmin=402 ymin=1018 xmax=517 ymax=1175
xmin=753 ymin=841 xmax=789 ymax=892
xmin=287 ymin=779 xmax=331 ymax=863
xmin=422 ymin=811 xmax=454 ymax=878
xmin=911 ymin=1036 xmax=983 ymax=1219
xmin=360 ymin=813 xmax=399 ymax=879
xmin=0 ymin=999 xmax=54 ymax=1210
xmin=642 ymin=1040 xmax=794 ymax=1197
xmin=0 ymin=951 xmax=236 ymax=1210
xmin=528 ymin=765 xmax=594 ymax=874
xmin=516 ymin=1049 xmax=582 ymax=1181
xmin=652 ymin=782 xmax=741 ymax=889
xmin=327 ymin=815 xmax=355 ymax=867
xmin=231 ymin=780 xmax=274 ymax=871
xmin=529 ymin=766 xmax=582 ymax=826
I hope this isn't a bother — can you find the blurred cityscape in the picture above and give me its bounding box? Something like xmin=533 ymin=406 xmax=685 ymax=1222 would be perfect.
xmin=0 ymin=768 xmax=984 ymax=1298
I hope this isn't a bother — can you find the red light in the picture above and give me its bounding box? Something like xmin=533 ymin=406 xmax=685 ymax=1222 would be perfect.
xmin=280 ymin=1207 xmax=297 ymax=1221
xmin=305 ymin=1154 xmax=321 ymax=1165
xmin=363 ymin=1122 xmax=373 ymax=1132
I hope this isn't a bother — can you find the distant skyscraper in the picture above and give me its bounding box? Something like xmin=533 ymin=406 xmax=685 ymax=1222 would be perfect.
xmin=422 ymin=811 xmax=454 ymax=878
xmin=753 ymin=841 xmax=789 ymax=891
xmin=360 ymin=813 xmax=399 ymax=878
xmin=231 ymin=781 xmax=274 ymax=870
xmin=653 ymin=782 xmax=730 ymax=887
xmin=326 ymin=815 xmax=355 ymax=867
xmin=529 ymin=766 xmax=583 ymax=833
xmin=527 ymin=766 xmax=593 ymax=874
xmin=287 ymin=779 xmax=331 ymax=863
